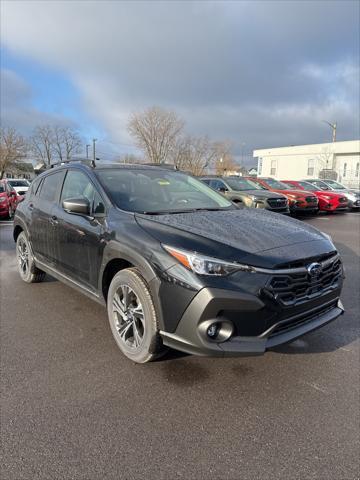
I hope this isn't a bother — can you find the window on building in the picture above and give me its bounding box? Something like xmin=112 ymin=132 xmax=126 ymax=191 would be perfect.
xmin=343 ymin=163 xmax=347 ymax=177
xmin=258 ymin=158 xmax=263 ymax=175
xmin=270 ymin=160 xmax=276 ymax=176
xmin=356 ymin=163 xmax=359 ymax=177
xmin=307 ymin=159 xmax=315 ymax=176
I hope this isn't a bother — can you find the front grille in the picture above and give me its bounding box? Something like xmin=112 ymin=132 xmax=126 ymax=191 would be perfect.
xmin=269 ymin=302 xmax=338 ymax=338
xmin=305 ymin=196 xmax=317 ymax=203
xmin=268 ymin=255 xmax=342 ymax=306
xmin=339 ymin=197 xmax=347 ymax=203
xmin=267 ymin=198 xmax=287 ymax=208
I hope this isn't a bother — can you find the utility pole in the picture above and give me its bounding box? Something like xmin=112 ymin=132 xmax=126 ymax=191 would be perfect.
xmin=86 ymin=144 xmax=90 ymax=159
xmin=92 ymin=139 xmax=97 ymax=161
xmin=323 ymin=121 xmax=337 ymax=142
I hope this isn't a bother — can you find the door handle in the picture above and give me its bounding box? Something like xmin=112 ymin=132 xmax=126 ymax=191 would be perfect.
xmin=28 ymin=203 xmax=34 ymax=211
xmin=49 ymin=215 xmax=58 ymax=226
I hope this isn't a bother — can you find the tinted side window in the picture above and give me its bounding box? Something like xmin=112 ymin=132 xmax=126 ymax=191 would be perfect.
xmin=93 ymin=191 xmax=105 ymax=214
xmin=210 ymin=180 xmax=226 ymax=190
xmin=61 ymin=170 xmax=95 ymax=203
xmin=39 ymin=172 xmax=64 ymax=202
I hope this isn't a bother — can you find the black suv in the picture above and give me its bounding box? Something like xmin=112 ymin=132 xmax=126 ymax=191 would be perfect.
xmin=14 ymin=162 xmax=345 ymax=363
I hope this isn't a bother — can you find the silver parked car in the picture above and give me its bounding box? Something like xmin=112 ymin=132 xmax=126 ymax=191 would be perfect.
xmin=200 ymin=176 xmax=290 ymax=213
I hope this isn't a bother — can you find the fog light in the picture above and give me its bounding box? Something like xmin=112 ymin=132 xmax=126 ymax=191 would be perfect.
xmin=207 ymin=323 xmax=220 ymax=339
xmin=199 ymin=319 xmax=234 ymax=343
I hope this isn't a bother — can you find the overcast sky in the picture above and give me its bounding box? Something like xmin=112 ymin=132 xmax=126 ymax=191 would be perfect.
xmin=1 ymin=0 xmax=359 ymax=165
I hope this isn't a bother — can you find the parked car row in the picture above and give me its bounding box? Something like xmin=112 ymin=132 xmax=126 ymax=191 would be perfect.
xmin=0 ymin=179 xmax=30 ymax=219
xmin=200 ymin=175 xmax=360 ymax=215
xmin=13 ymin=161 xmax=345 ymax=363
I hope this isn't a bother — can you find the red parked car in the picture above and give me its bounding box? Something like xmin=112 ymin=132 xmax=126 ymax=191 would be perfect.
xmin=247 ymin=177 xmax=319 ymax=214
xmin=0 ymin=179 xmax=18 ymax=219
xmin=281 ymin=180 xmax=348 ymax=213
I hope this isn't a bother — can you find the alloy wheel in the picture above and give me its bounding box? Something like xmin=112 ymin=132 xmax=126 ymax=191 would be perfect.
xmin=17 ymin=238 xmax=29 ymax=276
xmin=112 ymin=285 xmax=145 ymax=350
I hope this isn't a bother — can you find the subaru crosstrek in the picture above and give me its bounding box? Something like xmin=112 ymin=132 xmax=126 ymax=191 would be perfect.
xmin=13 ymin=161 xmax=345 ymax=363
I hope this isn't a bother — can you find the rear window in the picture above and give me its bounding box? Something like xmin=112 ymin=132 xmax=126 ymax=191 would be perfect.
xmin=0 ymin=184 xmax=5 ymax=193
xmin=39 ymin=172 xmax=64 ymax=202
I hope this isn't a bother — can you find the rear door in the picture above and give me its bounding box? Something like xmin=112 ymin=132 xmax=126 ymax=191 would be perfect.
xmin=52 ymin=169 xmax=106 ymax=289
xmin=29 ymin=170 xmax=66 ymax=265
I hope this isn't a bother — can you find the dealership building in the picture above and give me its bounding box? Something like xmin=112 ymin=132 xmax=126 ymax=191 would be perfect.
xmin=253 ymin=140 xmax=360 ymax=189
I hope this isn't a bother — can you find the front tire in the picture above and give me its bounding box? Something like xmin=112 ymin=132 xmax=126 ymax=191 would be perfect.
xmin=107 ymin=268 xmax=164 ymax=363
xmin=16 ymin=231 xmax=46 ymax=283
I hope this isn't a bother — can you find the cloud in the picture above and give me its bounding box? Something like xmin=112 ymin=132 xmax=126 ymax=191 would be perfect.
xmin=0 ymin=69 xmax=78 ymax=134
xmin=1 ymin=0 xmax=359 ymax=164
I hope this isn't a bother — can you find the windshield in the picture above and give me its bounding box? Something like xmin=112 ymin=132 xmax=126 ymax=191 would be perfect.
xmin=281 ymin=182 xmax=299 ymax=190
xmin=323 ymin=180 xmax=345 ymax=190
xmin=263 ymin=178 xmax=290 ymax=190
xmin=226 ymin=178 xmax=263 ymax=191
xmin=96 ymin=168 xmax=233 ymax=213
xmin=307 ymin=179 xmax=330 ymax=190
xmin=8 ymin=180 xmax=29 ymax=187
xmin=297 ymin=181 xmax=318 ymax=191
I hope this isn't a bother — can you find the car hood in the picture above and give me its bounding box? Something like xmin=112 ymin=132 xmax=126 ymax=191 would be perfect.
xmin=236 ymin=190 xmax=285 ymax=199
xmin=280 ymin=189 xmax=316 ymax=197
xmin=136 ymin=209 xmax=332 ymax=265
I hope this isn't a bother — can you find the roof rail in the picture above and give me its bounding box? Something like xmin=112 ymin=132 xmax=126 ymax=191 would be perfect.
xmin=143 ymin=162 xmax=178 ymax=170
xmin=48 ymin=158 xmax=96 ymax=169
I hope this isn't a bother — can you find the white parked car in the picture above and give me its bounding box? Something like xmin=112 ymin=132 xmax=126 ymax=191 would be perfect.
xmin=6 ymin=179 xmax=30 ymax=196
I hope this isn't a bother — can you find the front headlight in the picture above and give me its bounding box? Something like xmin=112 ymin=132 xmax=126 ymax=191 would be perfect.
xmin=288 ymin=194 xmax=304 ymax=200
xmin=0 ymin=197 xmax=7 ymax=203
xmin=163 ymin=245 xmax=255 ymax=276
xmin=347 ymin=193 xmax=356 ymax=202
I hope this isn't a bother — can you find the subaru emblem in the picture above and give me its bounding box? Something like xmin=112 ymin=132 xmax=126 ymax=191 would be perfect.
xmin=307 ymin=262 xmax=322 ymax=277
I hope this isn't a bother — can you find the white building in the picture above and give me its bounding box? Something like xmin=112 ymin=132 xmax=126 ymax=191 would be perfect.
xmin=254 ymin=140 xmax=360 ymax=189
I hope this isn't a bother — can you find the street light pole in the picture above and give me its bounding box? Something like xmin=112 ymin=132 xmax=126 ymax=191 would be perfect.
xmin=323 ymin=121 xmax=337 ymax=142
xmin=92 ymin=139 xmax=97 ymax=161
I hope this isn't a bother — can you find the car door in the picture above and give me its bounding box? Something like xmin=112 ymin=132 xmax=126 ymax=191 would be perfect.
xmin=52 ymin=169 xmax=106 ymax=290
xmin=29 ymin=170 xmax=66 ymax=265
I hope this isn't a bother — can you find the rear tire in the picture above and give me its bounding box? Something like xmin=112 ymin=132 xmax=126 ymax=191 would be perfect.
xmin=16 ymin=231 xmax=46 ymax=283
xmin=107 ymin=268 xmax=164 ymax=363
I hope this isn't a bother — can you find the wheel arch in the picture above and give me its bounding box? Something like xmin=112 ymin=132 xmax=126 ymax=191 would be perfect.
xmin=100 ymin=244 xmax=165 ymax=330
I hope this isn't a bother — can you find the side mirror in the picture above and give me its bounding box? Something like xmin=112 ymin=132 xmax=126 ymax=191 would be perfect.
xmin=63 ymin=198 xmax=90 ymax=216
xmin=219 ymin=187 xmax=228 ymax=193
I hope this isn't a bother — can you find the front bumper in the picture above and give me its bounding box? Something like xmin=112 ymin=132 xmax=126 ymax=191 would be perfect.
xmin=290 ymin=203 xmax=319 ymax=213
xmin=160 ymin=287 xmax=344 ymax=357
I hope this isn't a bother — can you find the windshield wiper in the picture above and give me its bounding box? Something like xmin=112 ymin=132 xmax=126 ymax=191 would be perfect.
xmin=140 ymin=207 xmax=232 ymax=215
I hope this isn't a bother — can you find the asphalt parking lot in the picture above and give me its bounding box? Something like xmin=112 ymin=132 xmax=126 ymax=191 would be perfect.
xmin=1 ymin=213 xmax=359 ymax=480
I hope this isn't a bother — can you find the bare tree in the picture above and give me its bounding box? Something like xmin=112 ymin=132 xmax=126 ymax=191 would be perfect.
xmin=30 ymin=125 xmax=55 ymax=166
xmin=172 ymin=135 xmax=218 ymax=176
xmin=128 ymin=106 xmax=184 ymax=164
xmin=30 ymin=125 xmax=82 ymax=166
xmin=213 ymin=141 xmax=237 ymax=176
xmin=114 ymin=153 xmax=144 ymax=164
xmin=0 ymin=127 xmax=27 ymax=179
xmin=53 ymin=126 xmax=82 ymax=161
